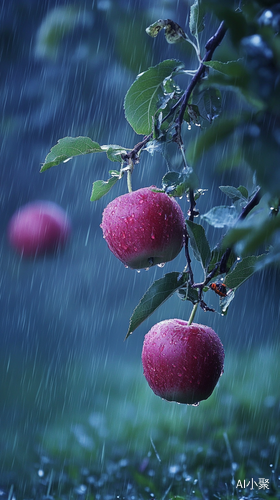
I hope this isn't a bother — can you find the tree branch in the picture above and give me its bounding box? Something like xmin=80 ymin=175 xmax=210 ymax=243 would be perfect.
xmin=123 ymin=21 xmax=227 ymax=166
xmin=175 ymin=21 xmax=227 ymax=135
xmin=220 ymin=186 xmax=261 ymax=273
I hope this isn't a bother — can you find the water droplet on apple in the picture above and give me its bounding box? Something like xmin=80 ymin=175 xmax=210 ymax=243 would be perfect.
xmin=191 ymin=402 xmax=200 ymax=407
xmin=157 ymin=263 xmax=165 ymax=268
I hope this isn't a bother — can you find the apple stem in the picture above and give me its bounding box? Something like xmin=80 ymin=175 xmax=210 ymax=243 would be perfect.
xmin=127 ymin=169 xmax=133 ymax=193
xmin=188 ymin=302 xmax=198 ymax=326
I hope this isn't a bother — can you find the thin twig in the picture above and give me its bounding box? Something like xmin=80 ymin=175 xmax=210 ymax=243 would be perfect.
xmin=175 ymin=21 xmax=227 ymax=135
xmin=220 ymin=187 xmax=261 ymax=273
xmin=192 ymin=187 xmax=262 ymax=310
xmin=184 ymin=227 xmax=194 ymax=285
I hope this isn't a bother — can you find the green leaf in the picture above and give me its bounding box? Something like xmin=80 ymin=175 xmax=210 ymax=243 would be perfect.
xmin=254 ymin=247 xmax=280 ymax=271
xmin=208 ymin=245 xmax=237 ymax=274
xmin=242 ymin=214 xmax=280 ymax=255
xmin=184 ymin=104 xmax=202 ymax=128
xmin=203 ymin=59 xmax=246 ymax=78
xmin=124 ymin=59 xmax=184 ymax=135
xmin=203 ymin=87 xmax=222 ymax=122
xmin=237 ymin=185 xmax=249 ymax=199
xmin=40 ymin=137 xmax=103 ymax=172
xmin=222 ymin=205 xmax=279 ymax=256
xmin=187 ymin=114 xmax=249 ymax=165
xmin=189 ymin=0 xmax=205 ymax=38
xmin=219 ymin=185 xmax=248 ymax=203
xmin=224 ymin=255 xmax=265 ymax=289
xmin=243 ymin=122 xmax=280 ymax=197
xmin=125 ymin=272 xmax=188 ymax=338
xmin=189 ymin=1 xmax=199 ymax=37
xmin=90 ymin=176 xmax=119 ymax=202
xmin=177 ymin=283 xmax=199 ymax=303
xmin=186 ymin=220 xmax=211 ymax=271
xmin=162 ymin=170 xmax=198 ymax=196
xmin=101 ymin=145 xmax=127 ymax=163
xmin=201 ymin=206 xmax=239 ymax=228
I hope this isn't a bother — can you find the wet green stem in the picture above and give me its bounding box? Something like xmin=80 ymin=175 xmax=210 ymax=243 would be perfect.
xmin=127 ymin=169 xmax=133 ymax=193
xmin=188 ymin=302 xmax=198 ymax=326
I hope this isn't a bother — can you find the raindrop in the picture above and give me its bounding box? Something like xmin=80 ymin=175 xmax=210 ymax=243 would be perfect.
xmin=191 ymin=402 xmax=200 ymax=407
xmin=74 ymin=484 xmax=87 ymax=495
xmin=63 ymin=157 xmax=73 ymax=163
xmin=169 ymin=464 xmax=180 ymax=475
xmin=157 ymin=262 xmax=165 ymax=268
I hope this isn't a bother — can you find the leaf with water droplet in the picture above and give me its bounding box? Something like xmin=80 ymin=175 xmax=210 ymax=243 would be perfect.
xmin=162 ymin=170 xmax=198 ymax=197
xmin=124 ymin=59 xmax=184 ymax=135
xmin=203 ymin=87 xmax=222 ymax=123
xmin=186 ymin=220 xmax=211 ymax=272
xmin=41 ymin=136 xmax=103 ymax=172
xmin=177 ymin=283 xmax=199 ymax=304
xmin=187 ymin=113 xmax=250 ymax=165
xmin=201 ymin=206 xmax=239 ymax=229
xmin=90 ymin=176 xmax=120 ymax=202
xmin=219 ymin=185 xmax=248 ymax=203
xmin=101 ymin=145 xmax=128 ymax=163
xmin=189 ymin=0 xmax=205 ymax=38
xmin=208 ymin=245 xmax=237 ymax=275
xmin=224 ymin=254 xmax=266 ymax=289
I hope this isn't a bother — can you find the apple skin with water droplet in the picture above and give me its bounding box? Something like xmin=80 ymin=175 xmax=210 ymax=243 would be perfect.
xmin=142 ymin=319 xmax=224 ymax=405
xmin=7 ymin=201 xmax=71 ymax=257
xmin=100 ymin=187 xmax=185 ymax=269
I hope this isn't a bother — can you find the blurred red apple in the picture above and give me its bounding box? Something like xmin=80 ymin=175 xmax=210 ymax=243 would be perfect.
xmin=101 ymin=187 xmax=185 ymax=269
xmin=7 ymin=201 xmax=71 ymax=257
xmin=142 ymin=319 xmax=224 ymax=405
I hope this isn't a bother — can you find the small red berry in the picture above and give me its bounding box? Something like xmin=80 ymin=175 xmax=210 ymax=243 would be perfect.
xmin=101 ymin=187 xmax=185 ymax=269
xmin=142 ymin=319 xmax=224 ymax=405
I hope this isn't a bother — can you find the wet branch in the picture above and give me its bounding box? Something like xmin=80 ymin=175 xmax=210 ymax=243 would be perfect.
xmin=219 ymin=186 xmax=261 ymax=273
xmin=191 ymin=187 xmax=262 ymax=307
xmin=174 ymin=21 xmax=227 ymax=139
xmin=122 ymin=21 xmax=227 ymax=167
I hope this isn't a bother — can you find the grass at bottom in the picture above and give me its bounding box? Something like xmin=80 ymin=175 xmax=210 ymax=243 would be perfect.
xmin=0 ymin=346 xmax=279 ymax=499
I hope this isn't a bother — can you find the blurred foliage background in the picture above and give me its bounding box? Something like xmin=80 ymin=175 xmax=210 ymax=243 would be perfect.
xmin=0 ymin=0 xmax=280 ymax=497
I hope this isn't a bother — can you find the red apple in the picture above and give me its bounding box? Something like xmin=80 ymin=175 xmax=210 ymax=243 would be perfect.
xmin=100 ymin=187 xmax=185 ymax=269
xmin=7 ymin=201 xmax=71 ymax=257
xmin=142 ymin=319 xmax=224 ymax=405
